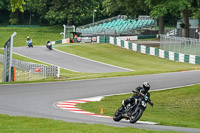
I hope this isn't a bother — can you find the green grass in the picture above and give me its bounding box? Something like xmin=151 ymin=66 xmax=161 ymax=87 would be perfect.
xmin=0 ymin=27 xmax=199 ymax=132
xmin=1 ymin=43 xmax=198 ymax=82
xmin=77 ymin=84 xmax=200 ymax=129
xmin=0 ymin=26 xmax=63 ymax=47
xmin=0 ymin=114 xmax=179 ymax=133
xmin=55 ymin=43 xmax=199 ymax=77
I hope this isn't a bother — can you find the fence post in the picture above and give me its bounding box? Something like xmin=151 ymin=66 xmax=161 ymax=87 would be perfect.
xmin=57 ymin=67 xmax=60 ymax=78
xmin=29 ymin=69 xmax=32 ymax=81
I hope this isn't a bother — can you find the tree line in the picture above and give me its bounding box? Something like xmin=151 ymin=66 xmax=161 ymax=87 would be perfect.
xmin=1 ymin=0 xmax=200 ymax=37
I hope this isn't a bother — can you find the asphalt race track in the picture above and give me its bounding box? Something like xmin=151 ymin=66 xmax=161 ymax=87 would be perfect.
xmin=0 ymin=46 xmax=199 ymax=132
xmin=13 ymin=46 xmax=131 ymax=73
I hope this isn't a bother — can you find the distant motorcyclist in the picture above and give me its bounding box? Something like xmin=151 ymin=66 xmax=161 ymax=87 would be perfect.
xmin=120 ymin=82 xmax=153 ymax=112
xmin=26 ymin=36 xmax=33 ymax=47
xmin=46 ymin=40 xmax=53 ymax=50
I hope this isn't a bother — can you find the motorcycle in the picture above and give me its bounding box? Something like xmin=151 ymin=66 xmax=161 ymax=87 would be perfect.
xmin=113 ymin=93 xmax=149 ymax=123
xmin=27 ymin=40 xmax=33 ymax=48
xmin=46 ymin=42 xmax=53 ymax=50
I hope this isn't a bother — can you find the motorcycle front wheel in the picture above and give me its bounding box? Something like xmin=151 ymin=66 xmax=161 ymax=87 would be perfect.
xmin=130 ymin=108 xmax=144 ymax=123
xmin=113 ymin=107 xmax=123 ymax=122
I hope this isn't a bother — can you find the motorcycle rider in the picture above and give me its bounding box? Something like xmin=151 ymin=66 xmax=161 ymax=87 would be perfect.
xmin=120 ymin=82 xmax=153 ymax=112
xmin=26 ymin=36 xmax=33 ymax=47
xmin=46 ymin=40 xmax=52 ymax=50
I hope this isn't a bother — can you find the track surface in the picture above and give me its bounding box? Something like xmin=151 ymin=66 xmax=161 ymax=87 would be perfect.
xmin=13 ymin=46 xmax=131 ymax=73
xmin=0 ymin=46 xmax=199 ymax=132
xmin=0 ymin=71 xmax=200 ymax=132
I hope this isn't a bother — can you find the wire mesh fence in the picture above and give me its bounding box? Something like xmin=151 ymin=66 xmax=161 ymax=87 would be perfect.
xmin=0 ymin=54 xmax=60 ymax=81
xmin=15 ymin=70 xmax=44 ymax=81
xmin=160 ymin=35 xmax=200 ymax=56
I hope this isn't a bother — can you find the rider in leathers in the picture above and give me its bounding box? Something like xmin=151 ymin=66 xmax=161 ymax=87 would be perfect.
xmin=120 ymin=82 xmax=153 ymax=112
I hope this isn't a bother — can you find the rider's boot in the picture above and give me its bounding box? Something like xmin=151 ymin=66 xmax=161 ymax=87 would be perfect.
xmin=118 ymin=105 xmax=125 ymax=112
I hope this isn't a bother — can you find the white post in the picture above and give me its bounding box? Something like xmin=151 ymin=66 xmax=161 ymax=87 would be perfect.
xmin=29 ymin=69 xmax=32 ymax=81
xmin=57 ymin=67 xmax=60 ymax=78
xmin=63 ymin=24 xmax=66 ymax=39
xmin=8 ymin=32 xmax=17 ymax=82
xmin=93 ymin=9 xmax=97 ymax=26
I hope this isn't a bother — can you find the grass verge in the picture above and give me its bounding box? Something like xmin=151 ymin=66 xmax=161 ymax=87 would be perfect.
xmin=0 ymin=114 xmax=179 ymax=133
xmin=77 ymin=84 xmax=200 ymax=129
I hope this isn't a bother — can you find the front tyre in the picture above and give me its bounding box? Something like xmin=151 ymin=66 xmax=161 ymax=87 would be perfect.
xmin=113 ymin=107 xmax=123 ymax=122
xmin=130 ymin=108 xmax=144 ymax=123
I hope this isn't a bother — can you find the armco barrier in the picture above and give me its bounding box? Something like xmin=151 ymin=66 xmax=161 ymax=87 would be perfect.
xmin=107 ymin=36 xmax=200 ymax=65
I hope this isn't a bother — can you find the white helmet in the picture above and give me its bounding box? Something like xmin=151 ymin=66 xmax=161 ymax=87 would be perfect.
xmin=143 ymin=82 xmax=150 ymax=92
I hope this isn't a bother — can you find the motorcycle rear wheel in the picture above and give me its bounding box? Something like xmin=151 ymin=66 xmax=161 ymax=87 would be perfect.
xmin=113 ymin=107 xmax=123 ymax=122
xmin=130 ymin=108 xmax=144 ymax=123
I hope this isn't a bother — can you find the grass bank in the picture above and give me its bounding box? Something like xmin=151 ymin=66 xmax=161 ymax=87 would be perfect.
xmin=0 ymin=114 xmax=178 ymax=133
xmin=55 ymin=43 xmax=198 ymax=78
xmin=0 ymin=26 xmax=63 ymax=47
xmin=77 ymin=84 xmax=200 ymax=128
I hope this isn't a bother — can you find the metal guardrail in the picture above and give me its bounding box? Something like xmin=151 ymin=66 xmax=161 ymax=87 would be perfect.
xmin=0 ymin=54 xmax=60 ymax=79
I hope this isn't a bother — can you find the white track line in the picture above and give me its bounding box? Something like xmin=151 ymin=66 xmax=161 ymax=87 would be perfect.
xmin=53 ymin=96 xmax=157 ymax=125
xmin=54 ymin=83 xmax=200 ymax=125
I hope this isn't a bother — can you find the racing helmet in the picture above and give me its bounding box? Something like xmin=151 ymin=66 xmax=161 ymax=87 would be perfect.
xmin=143 ymin=82 xmax=150 ymax=92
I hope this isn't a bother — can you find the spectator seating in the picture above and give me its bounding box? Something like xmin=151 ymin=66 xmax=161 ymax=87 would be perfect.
xmin=77 ymin=17 xmax=156 ymax=36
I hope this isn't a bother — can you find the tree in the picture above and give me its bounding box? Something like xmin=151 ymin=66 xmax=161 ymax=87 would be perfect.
xmin=145 ymin=0 xmax=168 ymax=34
xmin=0 ymin=0 xmax=10 ymax=23
xmin=0 ymin=0 xmax=10 ymax=11
xmin=103 ymin=0 xmax=147 ymax=18
xmin=10 ymin=0 xmax=26 ymax=12
xmin=44 ymin=0 xmax=101 ymax=25
xmin=192 ymin=0 xmax=200 ymax=34
xmin=146 ymin=0 xmax=191 ymax=37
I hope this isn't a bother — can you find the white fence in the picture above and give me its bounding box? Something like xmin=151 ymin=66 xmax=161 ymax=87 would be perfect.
xmin=0 ymin=54 xmax=60 ymax=80
xmin=160 ymin=34 xmax=200 ymax=56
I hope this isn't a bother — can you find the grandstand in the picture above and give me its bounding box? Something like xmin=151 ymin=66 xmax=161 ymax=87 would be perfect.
xmin=76 ymin=15 xmax=156 ymax=36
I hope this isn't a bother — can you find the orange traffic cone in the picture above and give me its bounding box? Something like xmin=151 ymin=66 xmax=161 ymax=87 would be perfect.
xmin=100 ymin=108 xmax=103 ymax=114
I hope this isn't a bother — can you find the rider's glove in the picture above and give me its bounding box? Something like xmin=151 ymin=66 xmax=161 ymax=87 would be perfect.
xmin=150 ymin=102 xmax=154 ymax=107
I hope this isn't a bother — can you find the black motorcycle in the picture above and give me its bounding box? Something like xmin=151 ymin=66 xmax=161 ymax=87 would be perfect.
xmin=113 ymin=93 xmax=149 ymax=123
